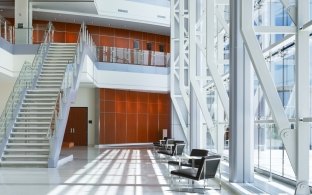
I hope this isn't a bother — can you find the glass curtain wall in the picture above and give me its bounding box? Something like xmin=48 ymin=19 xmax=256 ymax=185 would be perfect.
xmin=253 ymin=0 xmax=311 ymax=183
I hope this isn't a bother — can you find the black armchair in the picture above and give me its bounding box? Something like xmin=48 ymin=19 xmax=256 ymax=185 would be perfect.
xmin=170 ymin=155 xmax=221 ymax=191
xmin=157 ymin=141 xmax=185 ymax=159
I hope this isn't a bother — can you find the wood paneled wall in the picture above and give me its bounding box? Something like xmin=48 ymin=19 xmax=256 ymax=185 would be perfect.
xmin=87 ymin=26 xmax=170 ymax=52
xmin=30 ymin=20 xmax=170 ymax=52
xmin=99 ymin=88 xmax=171 ymax=144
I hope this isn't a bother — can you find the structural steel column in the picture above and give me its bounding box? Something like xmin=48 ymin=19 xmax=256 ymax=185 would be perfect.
xmin=229 ymin=0 xmax=254 ymax=182
xmin=15 ymin=0 xmax=32 ymax=44
xmin=295 ymin=0 xmax=310 ymax=194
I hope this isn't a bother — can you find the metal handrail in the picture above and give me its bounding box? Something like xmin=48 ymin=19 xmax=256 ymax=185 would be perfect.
xmin=0 ymin=15 xmax=13 ymax=43
xmin=0 ymin=22 xmax=53 ymax=145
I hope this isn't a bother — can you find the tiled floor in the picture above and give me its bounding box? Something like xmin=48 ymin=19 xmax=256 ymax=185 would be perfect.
xmin=0 ymin=146 xmax=239 ymax=195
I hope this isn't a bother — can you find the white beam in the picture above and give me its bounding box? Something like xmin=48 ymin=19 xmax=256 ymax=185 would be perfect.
xmin=295 ymin=0 xmax=310 ymax=193
xmin=254 ymin=26 xmax=296 ymax=34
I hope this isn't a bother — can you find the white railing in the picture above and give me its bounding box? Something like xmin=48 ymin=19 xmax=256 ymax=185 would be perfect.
xmin=97 ymin=46 xmax=170 ymax=67
xmin=0 ymin=15 xmax=13 ymax=43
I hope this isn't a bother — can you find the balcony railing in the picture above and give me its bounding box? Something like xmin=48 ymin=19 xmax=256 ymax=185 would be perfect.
xmin=0 ymin=15 xmax=13 ymax=43
xmin=97 ymin=46 xmax=170 ymax=67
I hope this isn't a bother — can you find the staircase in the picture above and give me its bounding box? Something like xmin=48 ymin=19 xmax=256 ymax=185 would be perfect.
xmin=0 ymin=43 xmax=76 ymax=167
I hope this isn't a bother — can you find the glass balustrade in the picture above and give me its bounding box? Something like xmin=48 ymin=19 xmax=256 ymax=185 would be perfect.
xmin=96 ymin=46 xmax=170 ymax=67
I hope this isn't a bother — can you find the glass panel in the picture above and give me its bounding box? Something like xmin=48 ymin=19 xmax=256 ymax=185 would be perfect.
xmin=96 ymin=46 xmax=170 ymax=67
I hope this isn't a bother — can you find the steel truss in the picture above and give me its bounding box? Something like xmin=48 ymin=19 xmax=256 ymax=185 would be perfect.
xmin=172 ymin=0 xmax=311 ymax=194
xmin=171 ymin=0 xmax=230 ymax=151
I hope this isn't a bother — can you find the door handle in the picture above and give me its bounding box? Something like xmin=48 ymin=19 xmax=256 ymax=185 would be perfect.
xmin=70 ymin=128 xmax=73 ymax=133
xmin=73 ymin=128 xmax=75 ymax=133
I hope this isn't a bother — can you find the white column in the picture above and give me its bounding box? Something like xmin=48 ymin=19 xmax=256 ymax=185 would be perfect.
xmin=15 ymin=0 xmax=32 ymax=44
xmin=295 ymin=0 xmax=310 ymax=194
xmin=229 ymin=0 xmax=254 ymax=182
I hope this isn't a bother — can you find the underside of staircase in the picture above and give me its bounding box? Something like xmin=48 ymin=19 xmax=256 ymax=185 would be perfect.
xmin=0 ymin=43 xmax=77 ymax=167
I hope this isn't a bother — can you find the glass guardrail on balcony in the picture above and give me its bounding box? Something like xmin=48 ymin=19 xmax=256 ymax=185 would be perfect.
xmin=97 ymin=46 xmax=170 ymax=67
xmin=0 ymin=22 xmax=53 ymax=144
xmin=0 ymin=15 xmax=13 ymax=43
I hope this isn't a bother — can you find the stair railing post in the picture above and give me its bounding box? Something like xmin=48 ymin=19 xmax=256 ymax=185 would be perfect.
xmin=4 ymin=21 xmax=7 ymax=41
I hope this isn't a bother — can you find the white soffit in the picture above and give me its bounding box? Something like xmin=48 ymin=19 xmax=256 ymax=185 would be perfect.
xmin=94 ymin=0 xmax=170 ymax=27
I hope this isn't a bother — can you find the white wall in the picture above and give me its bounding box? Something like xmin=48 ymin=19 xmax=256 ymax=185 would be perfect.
xmin=0 ymin=47 xmax=35 ymax=77
xmin=71 ymin=87 xmax=96 ymax=146
xmin=0 ymin=48 xmax=35 ymax=115
xmin=0 ymin=77 xmax=15 ymax=114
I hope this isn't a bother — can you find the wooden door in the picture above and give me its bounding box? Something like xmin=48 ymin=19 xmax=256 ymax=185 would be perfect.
xmin=64 ymin=107 xmax=88 ymax=146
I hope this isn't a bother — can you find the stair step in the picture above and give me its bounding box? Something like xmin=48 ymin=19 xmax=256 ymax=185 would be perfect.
xmin=11 ymin=132 xmax=48 ymax=135
xmin=27 ymin=89 xmax=59 ymax=93
xmin=16 ymin=117 xmax=51 ymax=120
xmin=42 ymin=67 xmax=66 ymax=70
xmin=5 ymin=148 xmax=49 ymax=152
xmin=36 ymin=85 xmax=61 ymax=87
xmin=24 ymin=98 xmax=57 ymax=101
xmin=0 ymin=161 xmax=48 ymax=165
xmin=36 ymin=80 xmax=63 ymax=83
xmin=39 ymin=73 xmax=64 ymax=76
xmin=14 ymin=122 xmax=50 ymax=127
xmin=38 ymin=77 xmax=63 ymax=81
xmin=25 ymin=93 xmax=58 ymax=97
xmin=2 ymin=154 xmax=49 ymax=158
xmin=20 ymin=107 xmax=54 ymax=111
xmin=41 ymin=70 xmax=65 ymax=73
xmin=22 ymin=102 xmax=55 ymax=106
xmin=13 ymin=126 xmax=49 ymax=129
xmin=9 ymin=137 xmax=49 ymax=141
xmin=7 ymin=142 xmax=50 ymax=147
xmin=18 ymin=112 xmax=53 ymax=115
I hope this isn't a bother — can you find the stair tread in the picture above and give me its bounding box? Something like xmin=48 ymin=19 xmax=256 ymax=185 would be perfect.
xmin=18 ymin=112 xmax=53 ymax=114
xmin=13 ymin=126 xmax=48 ymax=129
xmin=11 ymin=132 xmax=48 ymax=135
xmin=2 ymin=154 xmax=49 ymax=158
xmin=5 ymin=148 xmax=49 ymax=151
xmin=1 ymin=161 xmax=48 ymax=164
xmin=16 ymin=117 xmax=51 ymax=119
xmin=7 ymin=143 xmax=49 ymax=145
xmin=9 ymin=137 xmax=48 ymax=140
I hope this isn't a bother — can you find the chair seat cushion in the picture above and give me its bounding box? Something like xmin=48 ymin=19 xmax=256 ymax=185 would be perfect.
xmin=171 ymin=168 xmax=199 ymax=180
xmin=158 ymin=150 xmax=171 ymax=155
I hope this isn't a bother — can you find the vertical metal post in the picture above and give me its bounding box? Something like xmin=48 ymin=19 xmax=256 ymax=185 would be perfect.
xmin=4 ymin=21 xmax=7 ymax=41
xmin=295 ymin=0 xmax=310 ymax=194
xmin=229 ymin=0 xmax=254 ymax=182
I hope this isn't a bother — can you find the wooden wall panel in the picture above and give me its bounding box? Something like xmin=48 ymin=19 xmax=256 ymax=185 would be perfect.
xmin=66 ymin=32 xmax=78 ymax=43
xmin=104 ymin=113 xmax=116 ymax=144
xmin=115 ymin=37 xmax=129 ymax=48
xmin=100 ymin=35 xmax=114 ymax=47
xmin=116 ymin=113 xmax=127 ymax=143
xmin=99 ymin=89 xmax=171 ymax=144
xmin=148 ymin=114 xmax=159 ymax=142
xmin=127 ymin=114 xmax=137 ymax=143
xmin=138 ymin=114 xmax=148 ymax=142
xmin=100 ymin=27 xmax=115 ymax=36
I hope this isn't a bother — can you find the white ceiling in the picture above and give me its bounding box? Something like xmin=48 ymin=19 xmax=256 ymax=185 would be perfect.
xmin=0 ymin=0 xmax=170 ymax=35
